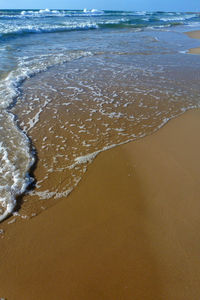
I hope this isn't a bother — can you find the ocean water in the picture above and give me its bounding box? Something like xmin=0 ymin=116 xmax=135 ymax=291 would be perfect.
xmin=0 ymin=9 xmax=200 ymax=221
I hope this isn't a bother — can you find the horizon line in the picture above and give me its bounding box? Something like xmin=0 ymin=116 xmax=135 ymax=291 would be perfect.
xmin=0 ymin=8 xmax=199 ymax=13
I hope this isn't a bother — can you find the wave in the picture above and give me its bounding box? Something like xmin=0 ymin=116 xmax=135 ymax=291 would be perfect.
xmin=0 ymin=10 xmax=199 ymax=34
xmin=1 ymin=17 xmax=191 ymax=38
xmin=0 ymin=50 xmax=93 ymax=221
xmin=160 ymin=14 xmax=197 ymax=22
xmin=0 ymin=8 xmax=104 ymax=19
xmin=0 ymin=22 xmax=99 ymax=38
xmin=0 ymin=113 xmax=34 ymax=222
xmin=21 ymin=8 xmax=66 ymax=17
xmin=0 ymin=9 xmax=65 ymax=19
xmin=83 ymin=8 xmax=104 ymax=15
xmin=0 ymin=50 xmax=93 ymax=109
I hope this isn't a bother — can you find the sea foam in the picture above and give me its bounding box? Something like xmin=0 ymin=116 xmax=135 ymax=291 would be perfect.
xmin=0 ymin=50 xmax=93 ymax=222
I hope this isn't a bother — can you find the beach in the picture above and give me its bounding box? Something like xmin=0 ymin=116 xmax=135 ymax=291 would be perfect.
xmin=186 ymin=30 xmax=200 ymax=54
xmin=1 ymin=109 xmax=200 ymax=298
xmin=0 ymin=18 xmax=200 ymax=299
xmin=0 ymin=10 xmax=200 ymax=220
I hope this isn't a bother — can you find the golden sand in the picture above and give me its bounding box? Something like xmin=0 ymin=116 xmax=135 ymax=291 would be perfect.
xmin=1 ymin=109 xmax=200 ymax=299
xmin=186 ymin=30 xmax=200 ymax=54
xmin=0 ymin=30 xmax=200 ymax=300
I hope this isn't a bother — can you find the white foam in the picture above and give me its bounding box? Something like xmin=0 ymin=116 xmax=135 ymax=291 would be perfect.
xmin=30 ymin=187 xmax=73 ymax=200
xmin=75 ymin=151 xmax=100 ymax=164
xmin=83 ymin=8 xmax=104 ymax=15
xmin=27 ymin=108 xmax=43 ymax=130
xmin=0 ymin=22 xmax=99 ymax=38
xmin=21 ymin=9 xmax=66 ymax=18
xmin=0 ymin=104 xmax=35 ymax=223
xmin=179 ymin=50 xmax=188 ymax=54
xmin=0 ymin=50 xmax=93 ymax=109
xmin=7 ymin=218 xmax=16 ymax=224
xmin=160 ymin=14 xmax=196 ymax=22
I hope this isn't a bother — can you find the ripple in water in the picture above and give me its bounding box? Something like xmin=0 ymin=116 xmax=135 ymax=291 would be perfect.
xmin=10 ymin=51 xmax=200 ymax=218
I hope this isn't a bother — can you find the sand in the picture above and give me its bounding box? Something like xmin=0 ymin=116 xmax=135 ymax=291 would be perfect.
xmin=1 ymin=109 xmax=200 ymax=299
xmin=186 ymin=30 xmax=200 ymax=54
xmin=1 ymin=29 xmax=200 ymax=300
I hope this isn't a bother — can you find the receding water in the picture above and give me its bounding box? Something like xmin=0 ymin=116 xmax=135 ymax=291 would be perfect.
xmin=0 ymin=9 xmax=200 ymax=220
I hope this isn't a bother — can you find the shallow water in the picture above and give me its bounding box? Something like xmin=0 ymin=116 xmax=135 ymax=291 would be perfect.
xmin=0 ymin=9 xmax=200 ymax=220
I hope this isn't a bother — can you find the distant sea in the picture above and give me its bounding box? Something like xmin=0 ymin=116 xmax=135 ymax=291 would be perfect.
xmin=0 ymin=9 xmax=200 ymax=221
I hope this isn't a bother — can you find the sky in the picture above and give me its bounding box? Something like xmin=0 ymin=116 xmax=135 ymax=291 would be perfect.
xmin=0 ymin=0 xmax=199 ymax=12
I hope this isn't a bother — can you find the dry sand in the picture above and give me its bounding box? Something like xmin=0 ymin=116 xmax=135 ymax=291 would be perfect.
xmin=1 ymin=109 xmax=200 ymax=299
xmin=186 ymin=30 xmax=200 ymax=54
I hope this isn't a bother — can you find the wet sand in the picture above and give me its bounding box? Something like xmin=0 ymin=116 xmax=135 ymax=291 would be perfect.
xmin=1 ymin=109 xmax=200 ymax=299
xmin=186 ymin=30 xmax=200 ymax=54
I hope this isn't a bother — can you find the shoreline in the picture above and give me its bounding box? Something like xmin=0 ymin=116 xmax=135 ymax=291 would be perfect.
xmin=0 ymin=29 xmax=200 ymax=299
xmin=185 ymin=30 xmax=200 ymax=54
xmin=0 ymin=29 xmax=199 ymax=223
xmin=1 ymin=109 xmax=200 ymax=299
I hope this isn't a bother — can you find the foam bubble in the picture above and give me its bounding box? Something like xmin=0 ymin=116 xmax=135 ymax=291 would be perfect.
xmin=0 ymin=47 xmax=92 ymax=221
